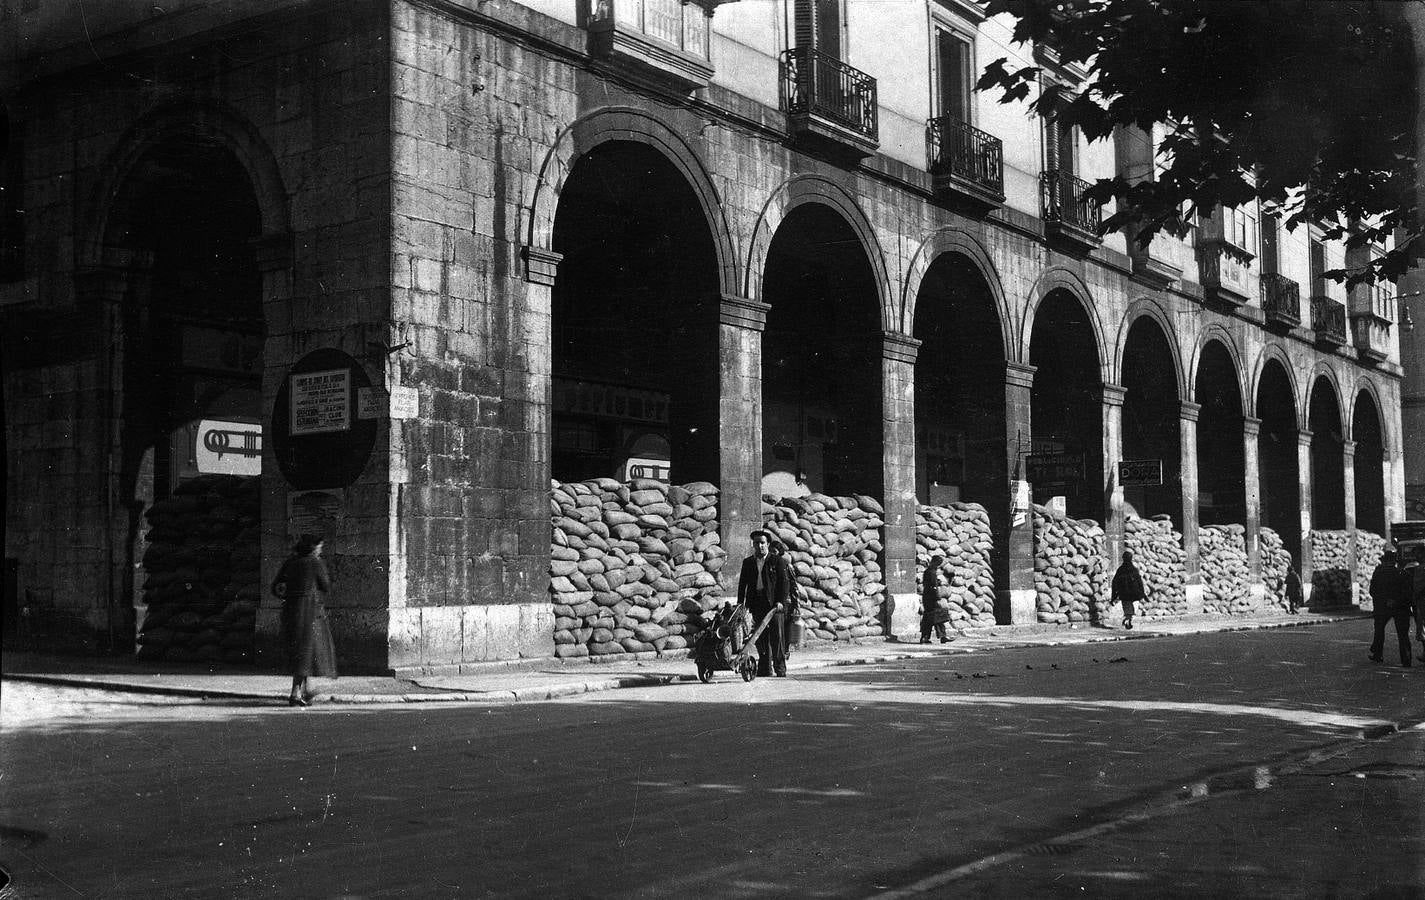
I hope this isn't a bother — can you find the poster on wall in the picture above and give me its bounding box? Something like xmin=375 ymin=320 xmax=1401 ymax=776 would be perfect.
xmin=290 ymin=369 xmax=351 ymax=435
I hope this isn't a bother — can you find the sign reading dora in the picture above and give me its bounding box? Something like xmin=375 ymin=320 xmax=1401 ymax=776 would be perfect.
xmin=290 ymin=369 xmax=351 ymax=435
xmin=1119 ymin=459 xmax=1163 ymax=486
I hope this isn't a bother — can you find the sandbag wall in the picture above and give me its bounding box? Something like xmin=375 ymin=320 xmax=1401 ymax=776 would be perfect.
xmin=913 ymin=503 xmax=997 ymax=630
xmin=549 ymin=478 xmax=725 ymax=658
xmin=1259 ymin=527 xmax=1292 ymax=611
xmin=1355 ymin=531 xmax=1387 ymax=610
xmin=1123 ymin=514 xmax=1188 ymax=618
xmin=1033 ymin=505 xmax=1107 ymax=624
xmin=137 ymin=475 xmax=261 ymax=662
xmin=1200 ymin=524 xmax=1252 ymax=615
xmin=1309 ymin=530 xmax=1354 ymax=606
xmin=762 ymin=493 xmax=886 ymax=640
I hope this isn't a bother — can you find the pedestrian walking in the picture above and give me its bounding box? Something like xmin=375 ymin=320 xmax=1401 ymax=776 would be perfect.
xmin=1284 ymin=557 xmax=1303 ymax=614
xmin=737 ymin=530 xmax=791 ymax=677
xmin=770 ymin=541 xmax=804 ymax=656
xmin=1111 ymin=551 xmax=1146 ymax=630
xmin=1409 ymin=547 xmax=1425 ymax=658
xmin=1368 ymin=550 xmax=1406 ymax=665
xmin=271 ymin=534 xmax=338 ymax=706
xmin=919 ymin=555 xmax=952 ymax=644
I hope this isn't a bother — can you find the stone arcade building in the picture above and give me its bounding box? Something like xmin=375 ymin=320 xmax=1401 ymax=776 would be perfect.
xmin=1 ymin=0 xmax=1407 ymax=670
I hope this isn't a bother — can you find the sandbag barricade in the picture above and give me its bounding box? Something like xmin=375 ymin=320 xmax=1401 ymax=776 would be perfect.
xmin=1123 ymin=514 xmax=1188 ymax=618
xmin=1355 ymin=531 xmax=1387 ymax=610
xmin=914 ymin=503 xmax=996 ymax=630
xmin=1259 ymin=527 xmax=1293 ymax=612
xmin=762 ymin=493 xmax=886 ymax=641
xmin=1033 ymin=505 xmax=1107 ymax=625
xmin=1200 ymin=524 xmax=1252 ymax=615
xmin=1309 ymin=529 xmax=1354 ymax=607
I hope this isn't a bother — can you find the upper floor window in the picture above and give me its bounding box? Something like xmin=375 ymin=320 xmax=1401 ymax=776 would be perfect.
xmin=1309 ymin=236 xmax=1327 ymax=295
xmin=1260 ymin=213 xmax=1281 ymax=275
xmin=1223 ymin=204 xmax=1257 ymax=255
xmin=795 ymin=0 xmax=844 ymax=58
xmin=933 ymin=26 xmax=972 ymax=123
xmin=1045 ymin=114 xmax=1075 ymax=177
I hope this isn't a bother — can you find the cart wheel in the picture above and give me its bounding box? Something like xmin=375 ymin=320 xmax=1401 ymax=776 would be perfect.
xmin=697 ymin=663 xmax=713 ymax=684
xmin=740 ymin=660 xmax=756 ymax=682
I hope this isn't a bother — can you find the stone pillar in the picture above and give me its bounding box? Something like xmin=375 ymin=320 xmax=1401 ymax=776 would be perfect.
xmin=1297 ymin=429 xmax=1315 ymax=591
xmin=1004 ymin=362 xmax=1037 ymax=624
xmin=718 ymin=294 xmax=771 ymax=585
xmin=1242 ymin=415 xmax=1264 ymax=607
xmin=1101 ymin=383 xmax=1126 ymax=572
xmin=1342 ymin=438 xmax=1358 ymax=604
xmin=1179 ymin=400 xmax=1204 ymax=612
xmin=882 ymin=331 xmax=922 ymax=637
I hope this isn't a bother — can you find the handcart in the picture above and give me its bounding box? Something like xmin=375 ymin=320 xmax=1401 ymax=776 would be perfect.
xmin=693 ymin=600 xmax=778 ymax=683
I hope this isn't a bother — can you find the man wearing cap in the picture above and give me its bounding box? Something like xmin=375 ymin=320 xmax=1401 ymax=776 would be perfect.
xmin=737 ymin=529 xmax=792 ymax=677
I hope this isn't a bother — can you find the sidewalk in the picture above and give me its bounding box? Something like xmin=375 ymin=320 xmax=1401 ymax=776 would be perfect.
xmin=1 ymin=610 xmax=1364 ymax=706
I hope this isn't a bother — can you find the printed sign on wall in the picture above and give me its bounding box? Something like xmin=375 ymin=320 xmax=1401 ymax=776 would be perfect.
xmin=290 ymin=369 xmax=351 ymax=435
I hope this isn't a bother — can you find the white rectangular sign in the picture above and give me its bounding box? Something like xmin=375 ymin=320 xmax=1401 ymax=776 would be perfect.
xmin=195 ymin=419 xmax=262 ymax=476
xmin=291 ymin=369 xmax=350 ymax=435
xmin=390 ymin=385 xmax=420 ymax=420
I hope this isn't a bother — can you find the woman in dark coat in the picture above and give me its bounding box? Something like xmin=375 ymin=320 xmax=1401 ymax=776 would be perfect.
xmin=920 ymin=555 xmax=952 ymax=644
xmin=271 ymin=534 xmax=338 ymax=706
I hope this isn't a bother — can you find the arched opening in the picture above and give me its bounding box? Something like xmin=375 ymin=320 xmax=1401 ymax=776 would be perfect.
xmin=1309 ymin=378 xmax=1346 ymax=529
xmin=1257 ymin=359 xmax=1301 ymax=564
xmin=761 ymin=203 xmax=883 ymax=499
xmin=1194 ymin=342 xmax=1246 ymax=526
xmin=550 ymin=140 xmax=721 ymax=484
xmin=1352 ymin=390 xmax=1386 ymax=536
xmin=1120 ymin=317 xmax=1182 ymax=525
xmin=912 ymin=252 xmax=1007 ymax=581
xmin=115 ymin=136 xmax=266 ymax=661
xmin=1028 ymin=289 xmax=1103 ymax=520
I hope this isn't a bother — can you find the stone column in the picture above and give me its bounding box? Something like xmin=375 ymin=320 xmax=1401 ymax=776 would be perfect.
xmin=1342 ymin=438 xmax=1358 ymax=604
xmin=882 ymin=331 xmax=922 ymax=637
xmin=717 ymin=294 xmax=771 ymax=586
xmin=1242 ymin=415 xmax=1264 ymax=607
xmin=1101 ymin=383 xmax=1127 ymax=572
xmin=1004 ymin=362 xmax=1037 ymax=624
xmin=1179 ymin=400 xmax=1204 ymax=612
xmin=1297 ymin=429 xmax=1315 ymax=590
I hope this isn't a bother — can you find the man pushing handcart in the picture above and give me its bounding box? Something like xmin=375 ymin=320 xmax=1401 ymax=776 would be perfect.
xmin=693 ymin=529 xmax=793 ymax=682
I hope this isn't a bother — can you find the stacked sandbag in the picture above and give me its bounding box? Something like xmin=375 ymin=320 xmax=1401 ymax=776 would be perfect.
xmin=137 ymin=474 xmax=262 ymax=663
xmin=1123 ymin=514 xmax=1188 ymax=618
xmin=913 ymin=503 xmax=997 ymax=629
xmin=549 ymin=478 xmax=724 ymax=659
xmin=1309 ymin=529 xmax=1353 ymax=606
xmin=1200 ymin=524 xmax=1252 ymax=615
xmin=1033 ymin=505 xmax=1106 ymax=624
xmin=761 ymin=493 xmax=885 ymax=641
xmin=1354 ymin=531 xmax=1387 ymax=610
xmin=1259 ymin=527 xmax=1293 ymax=612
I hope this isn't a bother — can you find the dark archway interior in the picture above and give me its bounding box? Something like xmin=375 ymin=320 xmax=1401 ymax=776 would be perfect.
xmin=912 ymin=253 xmax=1008 ymax=587
xmin=551 ymin=140 xmax=720 ymax=484
xmin=118 ymin=137 xmax=264 ymax=501
xmin=1029 ymin=290 xmax=1103 ymax=521
xmin=761 ymin=203 xmax=884 ymax=498
xmin=1352 ymin=393 xmax=1385 ymax=536
xmin=1309 ymin=380 xmax=1346 ymax=530
xmin=1194 ymin=342 xmax=1246 ymax=527
xmin=1120 ymin=317 xmax=1183 ymax=526
xmin=1257 ymin=361 xmax=1301 ymax=564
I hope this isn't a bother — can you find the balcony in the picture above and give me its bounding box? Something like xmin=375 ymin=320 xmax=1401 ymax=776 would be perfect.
xmin=1198 ymin=240 xmax=1252 ymax=307
xmin=780 ymin=47 xmax=879 ymax=158
xmin=1040 ymin=170 xmax=1101 ymax=252
xmin=1260 ymin=272 xmax=1301 ymax=330
xmin=1349 ymin=280 xmax=1394 ymax=365
xmin=587 ymin=0 xmax=714 ymax=93
xmin=927 ymin=116 xmax=1004 ymax=212
xmin=1310 ymin=295 xmax=1348 ymax=348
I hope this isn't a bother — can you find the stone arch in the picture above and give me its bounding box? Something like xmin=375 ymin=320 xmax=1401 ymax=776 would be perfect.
xmin=1188 ymin=328 xmax=1247 ymax=410
xmin=745 ymin=174 xmax=895 ymax=331
xmin=1305 ymin=363 xmax=1346 ymax=435
xmin=900 ymin=227 xmax=1012 ymax=355
xmin=1020 ymin=267 xmax=1108 ymax=374
xmin=526 ymin=106 xmax=738 ymax=296
xmin=83 ymin=100 xmax=291 ymax=267
xmin=1348 ymin=376 xmax=1390 ymax=450
xmin=1248 ymin=342 xmax=1300 ymax=422
xmin=1113 ymin=298 xmax=1185 ymax=398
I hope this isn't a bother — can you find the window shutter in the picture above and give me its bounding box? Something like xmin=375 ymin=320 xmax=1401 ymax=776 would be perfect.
xmin=794 ymin=0 xmax=815 ymax=49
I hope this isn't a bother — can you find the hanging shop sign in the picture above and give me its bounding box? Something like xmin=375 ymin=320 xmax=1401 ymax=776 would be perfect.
xmin=1118 ymin=459 xmax=1163 ymax=486
xmin=553 ymin=377 xmax=669 ymax=424
xmin=620 ymin=456 xmax=671 ymax=483
xmin=290 ymin=368 xmax=351 ymax=435
xmin=195 ymin=418 xmax=263 ymax=476
xmin=1027 ymin=451 xmax=1083 ymax=485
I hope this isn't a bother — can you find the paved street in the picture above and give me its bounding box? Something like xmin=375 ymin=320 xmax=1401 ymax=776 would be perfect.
xmin=2 ymin=620 xmax=1422 ymax=898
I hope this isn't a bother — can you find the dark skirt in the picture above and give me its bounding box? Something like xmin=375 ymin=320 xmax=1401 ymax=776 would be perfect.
xmin=282 ymin=594 xmax=338 ymax=678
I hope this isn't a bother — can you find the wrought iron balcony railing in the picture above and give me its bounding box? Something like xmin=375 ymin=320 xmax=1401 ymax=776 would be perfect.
xmin=780 ymin=47 xmax=878 ymax=144
xmin=1260 ymin=272 xmax=1301 ymax=327
xmin=1310 ymin=295 xmax=1347 ymax=346
xmin=1040 ymin=170 xmax=1101 ymax=236
xmin=927 ymin=116 xmax=1004 ymax=203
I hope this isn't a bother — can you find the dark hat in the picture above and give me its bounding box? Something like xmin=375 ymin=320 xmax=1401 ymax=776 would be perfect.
xmin=292 ymin=533 xmax=324 ymax=554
